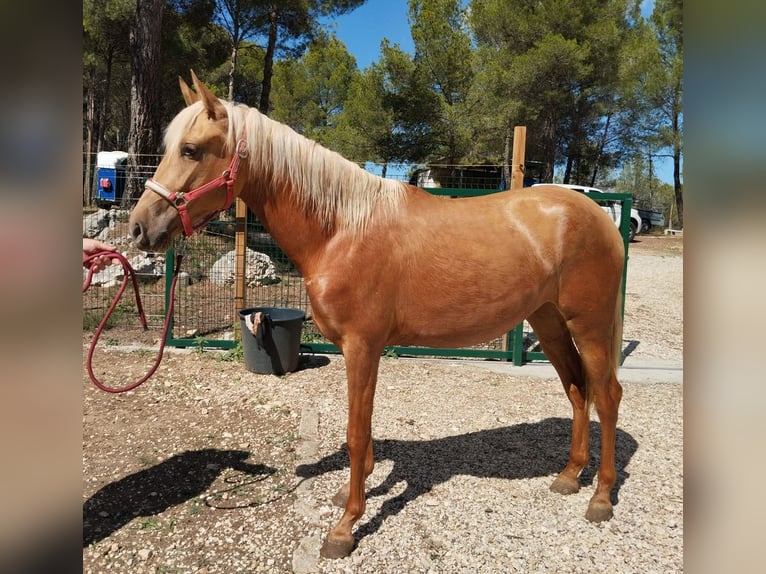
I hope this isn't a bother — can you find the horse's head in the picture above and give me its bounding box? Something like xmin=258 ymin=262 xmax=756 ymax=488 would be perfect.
xmin=129 ymin=71 xmax=245 ymax=252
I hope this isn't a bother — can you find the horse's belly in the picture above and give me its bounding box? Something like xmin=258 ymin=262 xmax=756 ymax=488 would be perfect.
xmin=394 ymin=326 xmax=516 ymax=349
xmin=390 ymin=296 xmax=534 ymax=348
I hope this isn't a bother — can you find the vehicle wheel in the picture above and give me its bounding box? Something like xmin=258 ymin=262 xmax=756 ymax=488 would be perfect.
xmin=629 ymin=221 xmax=637 ymax=242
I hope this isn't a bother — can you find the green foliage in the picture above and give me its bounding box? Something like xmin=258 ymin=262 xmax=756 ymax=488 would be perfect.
xmin=210 ymin=0 xmax=365 ymax=109
xmin=136 ymin=517 xmax=161 ymax=531
xmin=84 ymin=0 xmax=229 ymax=153
xmin=218 ymin=342 xmax=244 ymax=362
xmin=83 ymin=302 xmax=136 ymax=331
xmin=271 ymin=34 xmax=357 ymax=145
xmin=337 ymin=40 xmax=443 ymax=165
xmin=332 ymin=66 xmax=390 ymax=162
xmin=193 ymin=336 xmax=207 ymax=353
xmin=615 ymin=154 xmax=675 ymax=214
xmin=83 ymin=0 xmax=682 ymax=207
xmin=469 ymin=0 xmax=633 ymax=183
xmin=408 ymin=0 xmax=476 ymax=163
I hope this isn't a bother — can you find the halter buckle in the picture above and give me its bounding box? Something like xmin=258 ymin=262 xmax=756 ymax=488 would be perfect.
xmin=236 ymin=139 xmax=248 ymax=158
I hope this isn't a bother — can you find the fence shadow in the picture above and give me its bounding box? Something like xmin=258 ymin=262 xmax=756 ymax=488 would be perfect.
xmin=296 ymin=418 xmax=637 ymax=544
xmin=622 ymin=339 xmax=640 ymax=359
xmin=297 ymin=351 xmax=331 ymax=371
xmin=83 ymin=449 xmax=274 ymax=547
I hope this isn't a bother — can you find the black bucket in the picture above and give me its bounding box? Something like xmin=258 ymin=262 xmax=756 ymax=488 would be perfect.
xmin=238 ymin=307 xmax=305 ymax=375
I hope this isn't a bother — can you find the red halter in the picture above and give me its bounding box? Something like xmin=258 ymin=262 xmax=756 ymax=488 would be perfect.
xmin=145 ymin=135 xmax=248 ymax=236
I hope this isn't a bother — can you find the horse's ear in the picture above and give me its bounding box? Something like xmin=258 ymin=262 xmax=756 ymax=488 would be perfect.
xmin=190 ymin=69 xmax=226 ymax=120
xmin=179 ymin=75 xmax=199 ymax=106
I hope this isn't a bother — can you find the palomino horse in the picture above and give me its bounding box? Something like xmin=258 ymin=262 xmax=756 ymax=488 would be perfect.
xmin=129 ymin=72 xmax=625 ymax=559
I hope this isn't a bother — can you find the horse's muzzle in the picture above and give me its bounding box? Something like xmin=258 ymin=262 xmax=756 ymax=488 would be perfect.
xmin=129 ymin=217 xmax=171 ymax=253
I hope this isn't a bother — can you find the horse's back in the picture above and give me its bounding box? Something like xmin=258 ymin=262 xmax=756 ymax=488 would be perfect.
xmin=353 ymin=185 xmax=625 ymax=347
xmin=402 ymin=184 xmax=623 ymax=262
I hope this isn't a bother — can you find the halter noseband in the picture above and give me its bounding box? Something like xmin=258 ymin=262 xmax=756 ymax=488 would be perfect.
xmin=145 ymin=135 xmax=248 ymax=237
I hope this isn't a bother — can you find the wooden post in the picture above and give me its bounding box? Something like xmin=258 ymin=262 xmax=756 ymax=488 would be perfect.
xmin=510 ymin=126 xmax=526 ymax=190
xmin=504 ymin=126 xmax=528 ymax=356
xmin=234 ymin=197 xmax=247 ymax=340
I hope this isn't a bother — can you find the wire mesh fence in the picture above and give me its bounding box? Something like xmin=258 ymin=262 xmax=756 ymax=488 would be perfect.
xmin=82 ymin=210 xmax=518 ymax=351
xmin=82 ymin=160 xmax=594 ymax=362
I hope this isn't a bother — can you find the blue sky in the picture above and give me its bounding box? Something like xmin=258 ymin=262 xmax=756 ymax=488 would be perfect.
xmin=327 ymin=0 xmax=657 ymax=70
xmin=322 ymin=0 xmax=414 ymax=70
xmin=323 ymin=0 xmax=674 ymax=185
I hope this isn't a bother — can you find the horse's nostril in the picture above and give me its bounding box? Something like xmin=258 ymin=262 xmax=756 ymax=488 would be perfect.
xmin=131 ymin=221 xmax=143 ymax=241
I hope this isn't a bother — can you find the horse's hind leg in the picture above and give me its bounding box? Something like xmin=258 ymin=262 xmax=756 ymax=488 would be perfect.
xmin=574 ymin=331 xmax=623 ymax=522
xmin=555 ymin=283 xmax=624 ymax=522
xmin=530 ymin=302 xmax=623 ymax=522
xmin=527 ymin=304 xmax=589 ymax=496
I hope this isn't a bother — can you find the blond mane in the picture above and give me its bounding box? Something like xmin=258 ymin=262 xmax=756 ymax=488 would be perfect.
xmin=163 ymin=100 xmax=406 ymax=234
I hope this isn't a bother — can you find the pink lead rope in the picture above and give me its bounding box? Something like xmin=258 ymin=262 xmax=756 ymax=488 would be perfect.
xmin=83 ymin=249 xmax=184 ymax=393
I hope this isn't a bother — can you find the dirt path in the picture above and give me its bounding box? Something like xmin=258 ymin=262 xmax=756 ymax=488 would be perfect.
xmin=83 ymin=234 xmax=683 ymax=573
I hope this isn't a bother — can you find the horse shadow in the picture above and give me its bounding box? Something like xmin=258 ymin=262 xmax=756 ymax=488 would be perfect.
xmin=296 ymin=418 xmax=637 ymax=542
xmin=83 ymin=449 xmax=274 ymax=547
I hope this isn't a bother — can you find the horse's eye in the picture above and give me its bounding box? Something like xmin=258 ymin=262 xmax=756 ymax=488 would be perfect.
xmin=181 ymin=144 xmax=198 ymax=159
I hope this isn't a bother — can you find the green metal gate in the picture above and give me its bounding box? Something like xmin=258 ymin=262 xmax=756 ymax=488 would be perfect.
xmin=163 ymin=188 xmax=631 ymax=365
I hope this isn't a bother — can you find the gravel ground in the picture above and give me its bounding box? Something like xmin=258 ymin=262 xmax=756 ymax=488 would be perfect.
xmin=83 ymin=235 xmax=683 ymax=573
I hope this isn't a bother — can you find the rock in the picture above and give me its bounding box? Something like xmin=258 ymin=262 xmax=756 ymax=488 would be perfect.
xmin=137 ymin=548 xmax=152 ymax=560
xmin=291 ymin=534 xmax=320 ymax=574
xmin=85 ymin=257 xmax=124 ymax=288
xmin=84 ymin=252 xmax=164 ymax=288
xmin=129 ymin=253 xmax=165 ymax=282
xmin=85 ymin=253 xmax=163 ymax=288
xmin=209 ymin=248 xmax=279 ymax=287
xmin=83 ymin=209 xmax=111 ymax=237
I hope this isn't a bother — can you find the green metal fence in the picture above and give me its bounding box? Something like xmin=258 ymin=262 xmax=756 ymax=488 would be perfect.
xmin=159 ymin=188 xmax=631 ymax=365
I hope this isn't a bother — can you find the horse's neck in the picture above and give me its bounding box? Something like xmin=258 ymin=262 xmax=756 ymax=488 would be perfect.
xmin=239 ymin=184 xmax=330 ymax=277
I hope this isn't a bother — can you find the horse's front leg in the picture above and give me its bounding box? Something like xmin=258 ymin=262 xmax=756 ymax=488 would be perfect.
xmin=320 ymin=343 xmax=381 ymax=559
xmin=330 ymin=438 xmax=374 ymax=508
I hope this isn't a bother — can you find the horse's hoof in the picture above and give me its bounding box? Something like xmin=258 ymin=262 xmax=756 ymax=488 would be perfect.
xmin=585 ymin=499 xmax=614 ymax=522
xmin=320 ymin=535 xmax=355 ymax=559
xmin=331 ymin=487 xmax=349 ymax=508
xmin=550 ymin=475 xmax=580 ymax=495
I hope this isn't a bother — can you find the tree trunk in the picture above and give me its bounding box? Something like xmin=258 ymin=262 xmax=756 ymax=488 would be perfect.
xmin=125 ymin=0 xmax=164 ymax=204
xmin=98 ymin=48 xmax=115 ymax=153
xmin=228 ymin=43 xmax=238 ymax=102
xmin=672 ymin=91 xmax=683 ymax=227
xmin=259 ymin=7 xmax=278 ymax=114
xmin=563 ymin=155 xmax=573 ymax=184
xmin=502 ymin=130 xmax=512 ymax=190
xmin=541 ymin=113 xmax=556 ymax=183
xmin=84 ymin=66 xmax=96 ymax=207
xmin=673 ymin=146 xmax=683 ymax=227
xmin=590 ymin=111 xmax=612 ymax=187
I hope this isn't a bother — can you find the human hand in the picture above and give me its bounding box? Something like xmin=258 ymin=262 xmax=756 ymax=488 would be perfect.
xmin=83 ymin=238 xmax=117 ymax=273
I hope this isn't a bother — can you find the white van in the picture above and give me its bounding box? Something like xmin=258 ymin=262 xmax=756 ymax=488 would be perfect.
xmin=532 ymin=183 xmax=642 ymax=241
